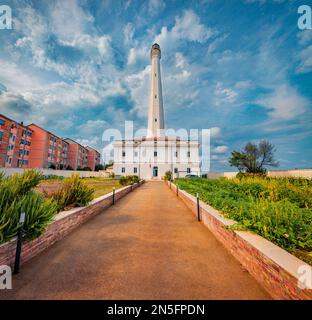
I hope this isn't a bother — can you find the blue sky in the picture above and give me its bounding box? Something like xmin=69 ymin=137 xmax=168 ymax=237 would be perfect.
xmin=0 ymin=0 xmax=311 ymax=171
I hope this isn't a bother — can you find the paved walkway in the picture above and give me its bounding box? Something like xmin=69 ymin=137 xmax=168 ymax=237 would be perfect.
xmin=1 ymin=182 xmax=270 ymax=299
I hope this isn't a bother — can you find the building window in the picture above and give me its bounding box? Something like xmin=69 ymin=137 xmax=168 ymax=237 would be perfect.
xmin=134 ymin=152 xmax=138 ymax=157
xmin=12 ymin=136 xmax=16 ymax=142
xmin=155 ymin=118 xmax=157 ymax=122
xmin=175 ymin=151 xmax=178 ymax=157
xmin=122 ymin=151 xmax=126 ymax=157
xmin=187 ymin=151 xmax=190 ymax=157
xmin=155 ymin=73 xmax=156 ymax=77
xmin=20 ymin=139 xmax=25 ymax=144
xmin=154 ymin=151 xmax=157 ymax=157
xmin=174 ymin=168 xmax=178 ymax=173
xmin=187 ymin=168 xmax=191 ymax=173
xmin=0 ymin=131 xmax=2 ymax=141
xmin=121 ymin=167 xmax=125 ymax=173
xmin=0 ymin=119 xmax=5 ymax=125
xmin=155 ymin=95 xmax=157 ymax=99
xmin=134 ymin=167 xmax=137 ymax=173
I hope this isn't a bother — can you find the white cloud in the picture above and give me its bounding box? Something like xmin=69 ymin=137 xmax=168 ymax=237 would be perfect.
xmin=125 ymin=66 xmax=151 ymax=117
xmin=123 ymin=23 xmax=135 ymax=43
xmin=148 ymin=0 xmax=165 ymax=15
xmin=78 ymin=119 xmax=108 ymax=136
xmin=213 ymin=145 xmax=228 ymax=154
xmin=210 ymin=127 xmax=221 ymax=138
xmin=127 ymin=47 xmax=149 ymax=65
xmin=76 ymin=137 xmax=101 ymax=149
xmin=297 ymin=45 xmax=312 ymax=74
xmin=234 ymin=80 xmax=253 ymax=90
xmin=214 ymin=82 xmax=238 ymax=106
xmin=256 ymin=85 xmax=309 ymax=120
xmin=50 ymin=0 xmax=95 ymax=42
xmin=154 ymin=10 xmax=214 ymax=51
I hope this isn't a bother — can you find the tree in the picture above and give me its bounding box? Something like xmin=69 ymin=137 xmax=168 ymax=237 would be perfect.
xmin=229 ymin=140 xmax=279 ymax=173
xmin=163 ymin=171 xmax=172 ymax=181
xmin=49 ymin=163 xmax=56 ymax=170
xmin=95 ymin=164 xmax=104 ymax=171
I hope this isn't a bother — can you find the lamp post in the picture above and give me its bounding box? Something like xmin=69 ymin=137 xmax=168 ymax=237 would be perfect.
xmin=14 ymin=212 xmax=26 ymax=274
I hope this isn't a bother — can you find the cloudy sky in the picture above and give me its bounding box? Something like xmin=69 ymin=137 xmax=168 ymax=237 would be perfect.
xmin=0 ymin=0 xmax=311 ymax=171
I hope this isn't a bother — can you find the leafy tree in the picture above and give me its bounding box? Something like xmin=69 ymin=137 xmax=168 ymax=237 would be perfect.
xmin=95 ymin=164 xmax=104 ymax=171
xmin=229 ymin=140 xmax=279 ymax=173
xmin=49 ymin=163 xmax=56 ymax=170
xmin=83 ymin=167 xmax=92 ymax=171
xmin=163 ymin=171 xmax=172 ymax=181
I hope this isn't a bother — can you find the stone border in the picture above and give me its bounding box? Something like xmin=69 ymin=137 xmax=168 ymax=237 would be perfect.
xmin=167 ymin=181 xmax=312 ymax=300
xmin=0 ymin=181 xmax=144 ymax=269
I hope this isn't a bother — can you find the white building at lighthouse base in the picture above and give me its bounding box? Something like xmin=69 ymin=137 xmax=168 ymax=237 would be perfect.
xmin=113 ymin=137 xmax=200 ymax=180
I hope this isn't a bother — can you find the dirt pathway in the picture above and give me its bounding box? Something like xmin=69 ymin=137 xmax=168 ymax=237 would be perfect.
xmin=1 ymin=181 xmax=270 ymax=299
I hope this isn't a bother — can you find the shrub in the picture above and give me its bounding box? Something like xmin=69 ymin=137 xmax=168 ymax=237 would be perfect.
xmin=163 ymin=171 xmax=172 ymax=181
xmin=41 ymin=174 xmax=64 ymax=180
xmin=95 ymin=164 xmax=104 ymax=171
xmin=0 ymin=170 xmax=57 ymax=244
xmin=119 ymin=175 xmax=140 ymax=186
xmin=49 ymin=174 xmax=94 ymax=210
xmin=175 ymin=177 xmax=312 ymax=253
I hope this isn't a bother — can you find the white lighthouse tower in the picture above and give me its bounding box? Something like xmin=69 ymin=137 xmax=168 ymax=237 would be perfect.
xmin=147 ymin=43 xmax=165 ymax=138
xmin=113 ymin=44 xmax=201 ymax=180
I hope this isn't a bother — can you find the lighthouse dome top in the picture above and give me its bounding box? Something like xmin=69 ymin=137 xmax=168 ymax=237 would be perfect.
xmin=151 ymin=43 xmax=161 ymax=58
xmin=152 ymin=43 xmax=160 ymax=50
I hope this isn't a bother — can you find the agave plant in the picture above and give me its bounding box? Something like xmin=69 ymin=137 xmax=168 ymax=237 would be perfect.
xmin=0 ymin=170 xmax=57 ymax=244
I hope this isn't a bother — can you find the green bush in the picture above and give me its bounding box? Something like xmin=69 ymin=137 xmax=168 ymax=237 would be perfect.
xmin=163 ymin=171 xmax=172 ymax=181
xmin=0 ymin=170 xmax=58 ymax=244
xmin=174 ymin=177 xmax=312 ymax=253
xmin=119 ymin=175 xmax=140 ymax=186
xmin=41 ymin=174 xmax=65 ymax=180
xmin=49 ymin=174 xmax=94 ymax=210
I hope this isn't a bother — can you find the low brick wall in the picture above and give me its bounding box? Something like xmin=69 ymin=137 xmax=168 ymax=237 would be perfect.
xmin=207 ymin=169 xmax=312 ymax=179
xmin=0 ymin=168 xmax=110 ymax=178
xmin=167 ymin=181 xmax=312 ymax=300
xmin=0 ymin=181 xmax=144 ymax=268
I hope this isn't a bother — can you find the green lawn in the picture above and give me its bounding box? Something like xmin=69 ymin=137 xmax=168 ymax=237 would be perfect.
xmin=175 ymin=177 xmax=312 ymax=265
xmin=81 ymin=177 xmax=121 ymax=198
xmin=37 ymin=177 xmax=121 ymax=199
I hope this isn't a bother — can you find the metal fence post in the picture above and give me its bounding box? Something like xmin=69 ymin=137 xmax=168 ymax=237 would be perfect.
xmin=112 ymin=187 xmax=115 ymax=205
xmin=196 ymin=193 xmax=200 ymax=222
xmin=170 ymin=179 xmax=172 ymax=189
xmin=14 ymin=212 xmax=26 ymax=274
xmin=176 ymin=185 xmax=179 ymax=196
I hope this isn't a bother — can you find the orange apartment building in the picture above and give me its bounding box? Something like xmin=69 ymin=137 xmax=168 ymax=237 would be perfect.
xmin=64 ymin=138 xmax=89 ymax=170
xmin=86 ymin=146 xmax=101 ymax=171
xmin=0 ymin=114 xmax=101 ymax=171
xmin=0 ymin=114 xmax=33 ymax=168
xmin=28 ymin=124 xmax=69 ymax=169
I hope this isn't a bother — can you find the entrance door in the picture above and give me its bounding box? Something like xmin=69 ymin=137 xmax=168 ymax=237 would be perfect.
xmin=153 ymin=166 xmax=158 ymax=177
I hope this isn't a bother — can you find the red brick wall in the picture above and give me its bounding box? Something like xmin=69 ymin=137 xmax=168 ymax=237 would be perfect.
xmin=167 ymin=181 xmax=312 ymax=300
xmin=0 ymin=181 xmax=144 ymax=268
